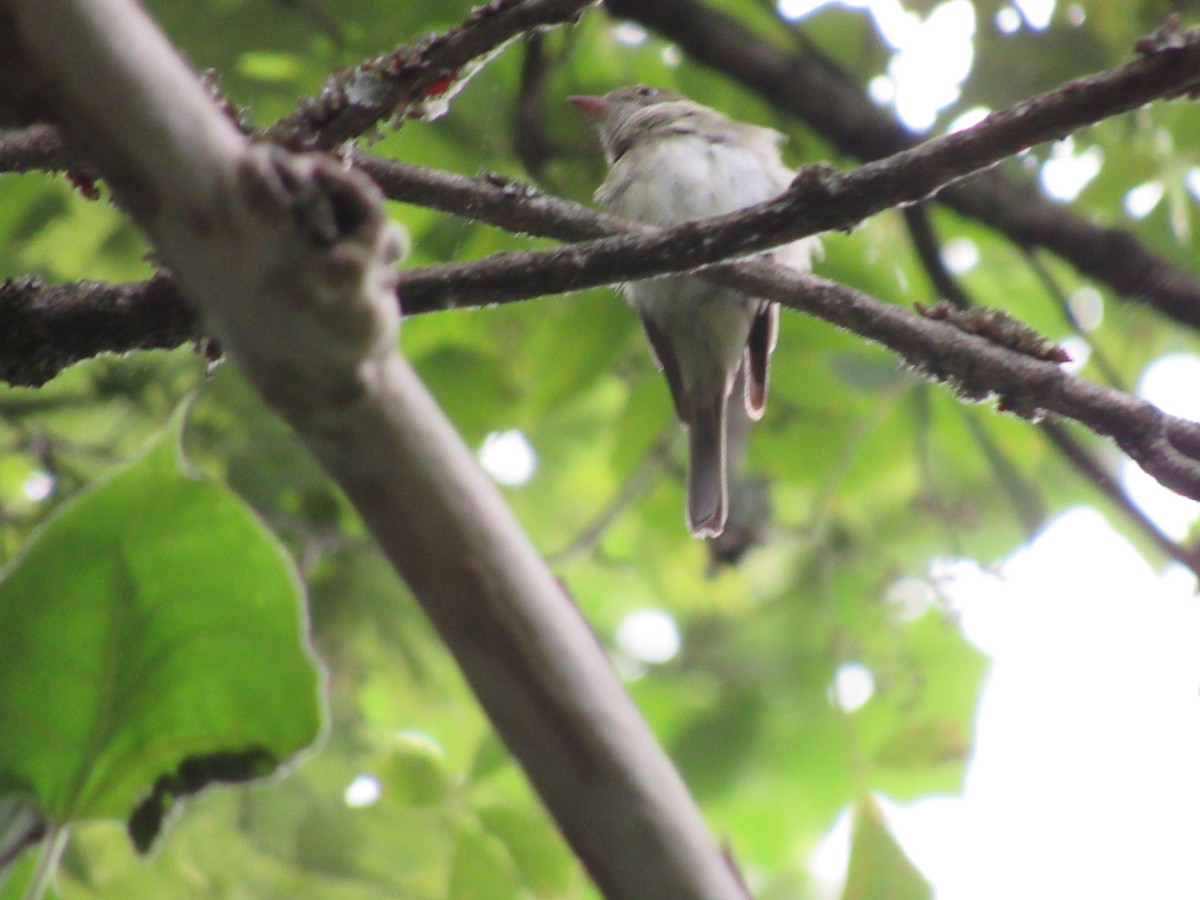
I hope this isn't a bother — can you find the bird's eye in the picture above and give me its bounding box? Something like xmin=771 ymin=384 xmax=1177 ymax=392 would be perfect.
xmin=635 ymin=86 xmax=653 ymax=98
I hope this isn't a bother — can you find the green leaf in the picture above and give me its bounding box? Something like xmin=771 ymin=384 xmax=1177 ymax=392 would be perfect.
xmin=475 ymin=803 xmax=577 ymax=894
xmin=856 ymin=612 xmax=987 ymax=800
xmin=447 ymin=819 xmax=520 ymax=900
xmin=0 ymin=408 xmax=322 ymax=850
xmin=842 ymin=795 xmax=931 ymax=900
xmin=380 ymin=732 xmax=452 ymax=806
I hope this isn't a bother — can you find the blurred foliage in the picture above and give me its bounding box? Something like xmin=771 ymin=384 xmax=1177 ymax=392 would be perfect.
xmin=1 ymin=0 xmax=1198 ymax=897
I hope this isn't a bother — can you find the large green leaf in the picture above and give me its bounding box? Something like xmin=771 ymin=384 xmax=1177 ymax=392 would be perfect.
xmin=0 ymin=409 xmax=322 ymax=850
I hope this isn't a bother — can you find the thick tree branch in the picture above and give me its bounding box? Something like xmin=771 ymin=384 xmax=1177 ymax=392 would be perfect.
xmin=2 ymin=2 xmax=748 ymax=897
xmin=604 ymin=0 xmax=1200 ymax=330
xmin=0 ymin=275 xmax=200 ymax=387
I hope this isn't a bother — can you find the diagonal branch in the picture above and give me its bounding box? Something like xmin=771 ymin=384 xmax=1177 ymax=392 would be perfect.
xmin=3 ymin=2 xmax=749 ymax=897
xmin=7 ymin=13 xmax=1200 ymax=325
xmin=391 ymin=19 xmax=1200 ymax=313
xmin=7 ymin=5 xmax=1200 ymax=338
xmin=604 ymin=0 xmax=1200 ymax=331
xmin=374 ymin=161 xmax=1200 ymax=507
xmin=0 ymin=0 xmax=597 ymax=169
xmin=901 ymin=198 xmax=1200 ymax=574
xmin=10 ymin=158 xmax=1200 ymax=515
xmin=264 ymin=0 xmax=596 ymax=151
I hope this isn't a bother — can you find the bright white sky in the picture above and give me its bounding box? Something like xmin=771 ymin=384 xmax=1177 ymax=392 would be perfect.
xmin=807 ymin=350 xmax=1200 ymax=898
xmin=892 ymin=508 xmax=1200 ymax=898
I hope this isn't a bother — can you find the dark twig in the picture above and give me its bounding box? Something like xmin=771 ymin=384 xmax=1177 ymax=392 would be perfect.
xmin=1039 ymin=417 xmax=1200 ymax=571
xmin=1020 ymin=246 xmax=1125 ymax=390
xmin=0 ymin=275 xmax=200 ymax=388
xmin=513 ymin=33 xmax=559 ymax=177
xmin=548 ymin=431 xmax=674 ymax=565
xmin=903 ymin=205 xmax=971 ymax=310
xmin=272 ymin=0 xmax=343 ymax=49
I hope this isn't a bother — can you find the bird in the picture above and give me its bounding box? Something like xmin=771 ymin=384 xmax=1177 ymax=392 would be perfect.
xmin=571 ymin=85 xmax=817 ymax=538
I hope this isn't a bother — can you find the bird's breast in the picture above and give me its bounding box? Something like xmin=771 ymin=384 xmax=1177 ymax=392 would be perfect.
xmin=598 ymin=134 xmax=789 ymax=227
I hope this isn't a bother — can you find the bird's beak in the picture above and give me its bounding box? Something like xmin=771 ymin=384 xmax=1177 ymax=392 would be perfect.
xmin=568 ymin=95 xmax=610 ymax=119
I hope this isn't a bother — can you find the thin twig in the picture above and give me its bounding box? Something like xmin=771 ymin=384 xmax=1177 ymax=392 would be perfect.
xmin=1039 ymin=417 xmax=1200 ymax=571
xmin=903 ymin=205 xmax=971 ymax=310
xmin=548 ymin=431 xmax=675 ymax=565
xmin=1020 ymin=247 xmax=1125 ymax=389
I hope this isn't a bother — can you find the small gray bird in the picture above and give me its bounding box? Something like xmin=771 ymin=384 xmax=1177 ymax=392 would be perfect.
xmin=571 ymin=85 xmax=817 ymax=538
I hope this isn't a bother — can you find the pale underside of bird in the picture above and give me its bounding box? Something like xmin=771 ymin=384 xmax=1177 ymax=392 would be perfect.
xmin=573 ymin=86 xmax=818 ymax=538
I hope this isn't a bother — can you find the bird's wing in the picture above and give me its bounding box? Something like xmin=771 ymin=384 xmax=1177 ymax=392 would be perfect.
xmin=743 ymin=302 xmax=777 ymax=419
xmin=640 ymin=314 xmax=691 ymax=424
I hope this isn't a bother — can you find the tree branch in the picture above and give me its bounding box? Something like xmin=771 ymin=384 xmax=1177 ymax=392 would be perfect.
xmin=604 ymin=0 xmax=1200 ymax=330
xmin=901 ymin=196 xmax=1200 ymax=574
xmin=2 ymin=2 xmax=748 ymax=897
xmin=14 ymin=155 xmax=1200 ymax=516
xmin=0 ymin=274 xmax=200 ymax=387
xmin=7 ymin=13 xmax=1200 ymax=329
xmin=0 ymin=0 xmax=596 ymax=165
xmin=381 ymin=161 xmax=1200 ymax=557
xmin=7 ymin=19 xmax=1200 ymax=510
xmin=263 ymin=0 xmax=596 ymax=151
xmin=391 ymin=20 xmax=1200 ymax=312
xmin=379 ymin=160 xmax=1200 ymax=508
xmin=0 ymin=122 xmax=76 ymax=171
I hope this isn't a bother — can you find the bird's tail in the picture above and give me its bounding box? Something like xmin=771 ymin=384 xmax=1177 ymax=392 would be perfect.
xmin=686 ymin=390 xmax=728 ymax=538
